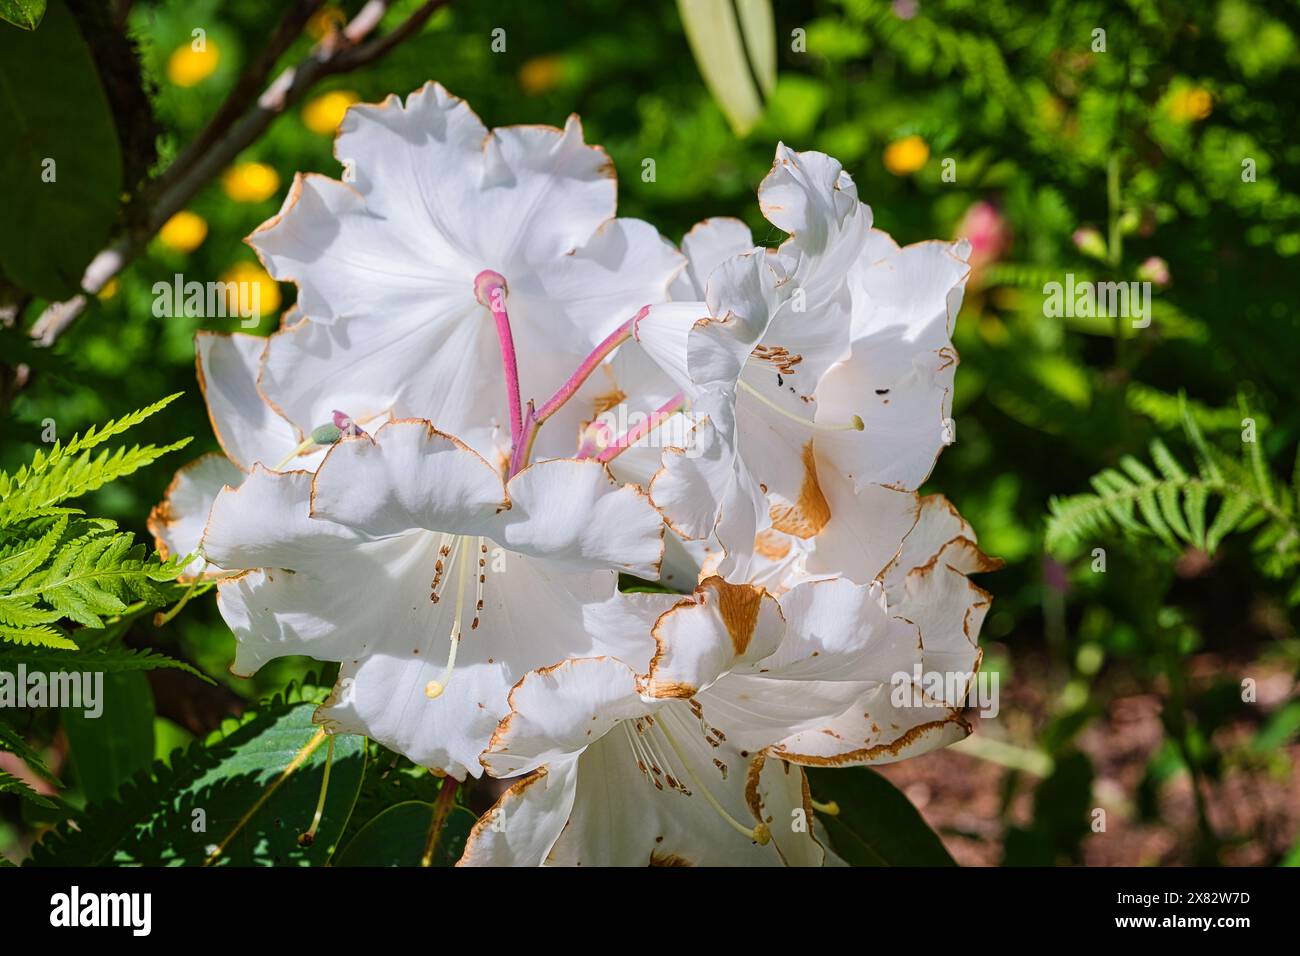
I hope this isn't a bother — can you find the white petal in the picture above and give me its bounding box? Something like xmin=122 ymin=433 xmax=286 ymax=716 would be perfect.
xmin=633 ymin=301 xmax=709 ymax=396
xmin=258 ymin=309 xmax=505 ymax=464
xmin=884 ymin=493 xmax=1001 ymax=591
xmin=478 ymin=114 xmax=617 ymax=265
xmin=315 ymin=555 xmax=634 ymax=777
xmin=332 ymin=82 xmax=490 ymax=251
xmin=645 ymin=577 xmax=785 ymax=698
xmin=308 ymin=420 xmax=507 ymax=538
xmin=458 ymin=760 xmax=579 ymax=866
xmin=673 ymin=216 xmax=755 ymax=298
xmin=195 ymin=331 xmax=299 ymax=471
xmin=479 ymin=656 xmax=648 ymax=778
xmin=649 ymin=395 xmax=767 ymax=574
xmin=498 ymin=458 xmax=664 ymax=577
xmin=201 ymin=466 xmax=364 ymax=574
xmin=513 ymin=217 xmax=683 ymax=352
xmin=249 ymin=173 xmax=461 ymax=324
xmin=544 ymin=706 xmax=811 ymax=866
xmin=217 ymin=531 xmax=428 ymax=678
xmin=758 ymin=144 xmax=863 ymax=254
xmin=805 ymin=474 xmax=921 ymax=583
xmin=148 ymin=453 xmax=245 ymax=578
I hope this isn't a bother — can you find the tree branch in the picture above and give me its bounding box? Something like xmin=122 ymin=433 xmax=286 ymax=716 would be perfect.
xmin=30 ymin=0 xmax=449 ymax=347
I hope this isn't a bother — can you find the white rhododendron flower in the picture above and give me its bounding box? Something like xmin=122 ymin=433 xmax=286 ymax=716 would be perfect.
xmin=247 ymin=82 xmax=683 ymax=464
xmin=159 ymin=82 xmax=999 ymax=867
xmin=201 ymin=420 xmax=664 ymax=779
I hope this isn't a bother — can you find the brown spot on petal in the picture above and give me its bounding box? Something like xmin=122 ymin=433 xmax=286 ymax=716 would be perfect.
xmin=699 ymin=577 xmax=764 ymax=657
xmin=768 ymin=442 xmax=830 ymax=538
xmin=649 ymin=851 xmax=693 ymax=866
xmin=754 ymin=529 xmax=791 ymax=561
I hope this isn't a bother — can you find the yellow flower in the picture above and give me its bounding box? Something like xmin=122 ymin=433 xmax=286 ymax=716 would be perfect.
xmin=167 ymin=42 xmax=220 ymax=88
xmin=1167 ymin=87 xmax=1212 ymax=122
xmin=219 ymin=262 xmax=282 ymax=319
xmin=519 ymin=56 xmax=564 ymax=96
xmin=222 ymin=162 xmax=281 ymax=203
xmin=303 ymin=90 xmax=360 ymax=135
xmin=96 ymin=278 xmax=120 ymax=301
xmin=883 ymin=135 xmax=929 ymax=176
xmin=158 ymin=211 xmax=208 ymax=253
xmin=306 ymin=6 xmax=347 ymax=40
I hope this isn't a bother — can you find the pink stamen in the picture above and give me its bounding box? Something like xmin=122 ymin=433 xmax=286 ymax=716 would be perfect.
xmin=595 ymin=392 xmax=687 ymax=464
xmin=508 ymin=305 xmax=650 ymax=476
xmin=475 ymin=270 xmax=524 ymax=451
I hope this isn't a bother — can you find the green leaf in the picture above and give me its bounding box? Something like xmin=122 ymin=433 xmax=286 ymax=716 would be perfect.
xmin=0 ymin=0 xmax=122 ymax=298
xmin=806 ymin=767 xmax=956 ymax=866
xmin=0 ymin=645 xmax=214 ymax=684
xmin=29 ymin=688 xmax=366 ymax=866
xmin=62 ymin=670 xmax=155 ymax=805
xmin=0 ymin=769 xmax=56 ymax=807
xmin=334 ymin=798 xmax=474 ymax=867
xmin=0 ymin=0 xmax=46 ymax=31
xmin=0 ymin=717 xmax=58 ymax=783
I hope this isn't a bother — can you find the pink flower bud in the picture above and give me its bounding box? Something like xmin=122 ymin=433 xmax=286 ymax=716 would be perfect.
xmin=1136 ymin=256 xmax=1170 ymax=288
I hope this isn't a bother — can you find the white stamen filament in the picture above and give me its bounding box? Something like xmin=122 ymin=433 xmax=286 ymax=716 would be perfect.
xmin=738 ymin=378 xmax=863 ymax=432
xmin=656 ymin=716 xmax=770 ymax=845
xmin=426 ymin=537 xmax=470 ymax=700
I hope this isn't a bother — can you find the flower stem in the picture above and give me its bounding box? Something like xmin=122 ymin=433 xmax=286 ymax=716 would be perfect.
xmin=595 ymin=391 xmax=687 ymax=464
xmin=508 ymin=305 xmax=649 ymax=476
xmin=475 ymin=270 xmax=524 ymax=452
xmin=421 ymin=775 xmax=461 ymax=866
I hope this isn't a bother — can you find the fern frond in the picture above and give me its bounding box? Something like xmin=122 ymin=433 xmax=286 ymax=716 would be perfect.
xmin=0 ymin=623 xmax=77 ymax=649
xmin=0 ymin=770 xmax=56 ymax=808
xmin=0 ymin=398 xmax=192 ymax=649
xmin=0 ymin=645 xmax=214 ymax=684
xmin=0 ymin=440 xmax=191 ymax=527
xmin=0 ymin=393 xmax=182 ymax=500
xmin=0 ymin=720 xmax=59 ymax=783
xmin=1047 ymin=395 xmax=1299 ymax=581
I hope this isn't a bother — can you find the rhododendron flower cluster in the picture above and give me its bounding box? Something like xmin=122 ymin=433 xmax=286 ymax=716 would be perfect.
xmin=153 ymin=83 xmax=997 ymax=866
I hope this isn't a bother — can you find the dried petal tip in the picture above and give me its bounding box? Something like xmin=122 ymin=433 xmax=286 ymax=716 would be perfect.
xmin=473 ymin=269 xmax=508 ymax=307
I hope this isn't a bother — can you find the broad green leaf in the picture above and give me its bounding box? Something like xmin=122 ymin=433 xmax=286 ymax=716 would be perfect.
xmin=807 ymin=767 xmax=956 ymax=866
xmin=0 ymin=0 xmax=122 ymax=298
xmin=62 ymin=670 xmax=156 ymax=804
xmin=0 ymin=0 xmax=45 ymax=30
xmin=334 ymin=799 xmax=474 ymax=867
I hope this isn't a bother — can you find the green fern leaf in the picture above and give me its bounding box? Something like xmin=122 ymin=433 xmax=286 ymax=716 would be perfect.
xmin=0 ymin=645 xmax=214 ymax=684
xmin=0 ymin=770 xmax=57 ymax=809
